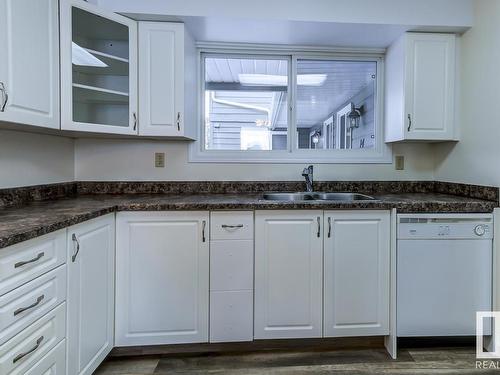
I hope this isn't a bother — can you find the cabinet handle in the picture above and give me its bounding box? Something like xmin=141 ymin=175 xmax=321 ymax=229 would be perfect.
xmin=202 ymin=220 xmax=207 ymax=242
xmin=176 ymin=112 xmax=181 ymax=131
xmin=328 ymin=217 xmax=332 ymax=238
xmin=133 ymin=112 xmax=137 ymax=131
xmin=14 ymin=295 xmax=44 ymax=316
xmin=71 ymin=233 xmax=80 ymax=262
xmin=221 ymin=224 xmax=244 ymax=229
xmin=407 ymin=114 xmax=412 ymax=132
xmin=0 ymin=82 xmax=8 ymax=112
xmin=317 ymin=217 xmax=321 ymax=238
xmin=13 ymin=336 xmax=44 ymax=363
xmin=14 ymin=252 xmax=45 ymax=268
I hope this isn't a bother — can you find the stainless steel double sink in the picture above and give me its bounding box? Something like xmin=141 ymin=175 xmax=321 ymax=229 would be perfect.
xmin=262 ymin=192 xmax=376 ymax=202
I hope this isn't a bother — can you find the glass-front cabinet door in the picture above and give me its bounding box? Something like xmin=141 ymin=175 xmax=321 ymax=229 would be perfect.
xmin=60 ymin=0 xmax=137 ymax=134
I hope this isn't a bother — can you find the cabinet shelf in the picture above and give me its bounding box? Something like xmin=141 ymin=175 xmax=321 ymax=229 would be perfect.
xmin=73 ymin=47 xmax=129 ymax=76
xmin=73 ymin=83 xmax=129 ymax=104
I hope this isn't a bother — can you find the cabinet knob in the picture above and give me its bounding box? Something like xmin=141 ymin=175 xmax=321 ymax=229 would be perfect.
xmin=133 ymin=112 xmax=137 ymax=131
xmin=176 ymin=112 xmax=181 ymax=131
xmin=407 ymin=114 xmax=412 ymax=132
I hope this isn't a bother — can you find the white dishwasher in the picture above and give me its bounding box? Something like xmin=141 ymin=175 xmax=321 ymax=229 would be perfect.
xmin=397 ymin=213 xmax=493 ymax=337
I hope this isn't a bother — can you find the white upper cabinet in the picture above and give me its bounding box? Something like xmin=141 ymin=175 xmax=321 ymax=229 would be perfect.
xmin=67 ymin=214 xmax=115 ymax=375
xmin=139 ymin=22 xmax=182 ymax=136
xmin=323 ymin=211 xmax=390 ymax=337
xmin=385 ymin=32 xmax=457 ymax=142
xmin=138 ymin=22 xmax=196 ymax=139
xmin=60 ymin=0 xmax=138 ymax=135
xmin=0 ymin=0 xmax=60 ymax=129
xmin=254 ymin=211 xmax=323 ymax=339
xmin=115 ymin=212 xmax=209 ymax=346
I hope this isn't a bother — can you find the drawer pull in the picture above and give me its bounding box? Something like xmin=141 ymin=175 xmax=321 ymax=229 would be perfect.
xmin=71 ymin=233 xmax=80 ymax=262
xmin=221 ymin=224 xmax=244 ymax=229
xmin=14 ymin=252 xmax=45 ymax=268
xmin=14 ymin=295 xmax=44 ymax=316
xmin=13 ymin=336 xmax=44 ymax=363
xmin=202 ymin=220 xmax=206 ymax=242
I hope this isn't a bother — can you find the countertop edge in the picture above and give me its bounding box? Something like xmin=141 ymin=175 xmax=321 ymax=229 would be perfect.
xmin=0 ymin=198 xmax=497 ymax=250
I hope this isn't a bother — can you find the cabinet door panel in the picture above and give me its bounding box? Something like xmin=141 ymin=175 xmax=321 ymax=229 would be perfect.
xmin=116 ymin=212 xmax=209 ymax=346
xmin=405 ymin=33 xmax=455 ymax=140
xmin=324 ymin=211 xmax=390 ymax=337
xmin=139 ymin=22 xmax=184 ymax=136
xmin=67 ymin=214 xmax=115 ymax=375
xmin=255 ymin=211 xmax=323 ymax=339
xmin=0 ymin=0 xmax=59 ymax=129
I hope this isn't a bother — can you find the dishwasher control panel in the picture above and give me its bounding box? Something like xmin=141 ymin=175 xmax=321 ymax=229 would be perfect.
xmin=398 ymin=214 xmax=493 ymax=239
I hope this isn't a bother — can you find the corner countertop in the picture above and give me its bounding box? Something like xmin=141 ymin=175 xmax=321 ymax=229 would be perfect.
xmin=0 ymin=192 xmax=497 ymax=249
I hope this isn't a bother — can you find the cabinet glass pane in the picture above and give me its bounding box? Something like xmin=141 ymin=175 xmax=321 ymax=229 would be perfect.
xmin=296 ymin=60 xmax=377 ymax=150
xmin=71 ymin=7 xmax=129 ymax=127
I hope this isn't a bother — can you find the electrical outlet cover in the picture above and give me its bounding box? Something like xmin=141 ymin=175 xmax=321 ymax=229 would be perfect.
xmin=395 ymin=155 xmax=404 ymax=170
xmin=155 ymin=152 xmax=165 ymax=168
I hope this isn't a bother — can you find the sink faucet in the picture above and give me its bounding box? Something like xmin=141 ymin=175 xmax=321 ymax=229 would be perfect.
xmin=302 ymin=165 xmax=314 ymax=192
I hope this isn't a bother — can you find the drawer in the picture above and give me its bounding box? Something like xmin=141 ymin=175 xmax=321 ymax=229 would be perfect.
xmin=210 ymin=240 xmax=253 ymax=291
xmin=211 ymin=212 xmax=254 ymax=240
xmin=0 ymin=265 xmax=66 ymax=345
xmin=0 ymin=230 xmax=66 ymax=296
xmin=25 ymin=339 xmax=66 ymax=375
xmin=210 ymin=290 xmax=253 ymax=343
xmin=0 ymin=303 xmax=66 ymax=375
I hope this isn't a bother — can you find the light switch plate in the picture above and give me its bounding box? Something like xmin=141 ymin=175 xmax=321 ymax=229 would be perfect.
xmin=155 ymin=152 xmax=165 ymax=168
xmin=395 ymin=155 xmax=404 ymax=170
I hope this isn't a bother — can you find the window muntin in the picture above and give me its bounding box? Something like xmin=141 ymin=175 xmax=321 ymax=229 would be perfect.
xmin=296 ymin=59 xmax=377 ymax=150
xmin=204 ymin=56 xmax=289 ymax=151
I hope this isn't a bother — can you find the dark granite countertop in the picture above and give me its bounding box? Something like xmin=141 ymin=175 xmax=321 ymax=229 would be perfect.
xmin=0 ymin=192 xmax=497 ymax=249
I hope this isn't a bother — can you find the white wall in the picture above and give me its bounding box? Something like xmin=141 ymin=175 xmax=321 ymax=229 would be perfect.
xmin=75 ymin=139 xmax=434 ymax=181
xmin=434 ymin=0 xmax=500 ymax=187
xmin=96 ymin=0 xmax=473 ymax=28
xmin=0 ymin=130 xmax=74 ymax=188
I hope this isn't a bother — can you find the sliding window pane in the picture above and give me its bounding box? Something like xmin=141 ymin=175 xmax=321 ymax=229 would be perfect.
xmin=204 ymin=56 xmax=288 ymax=151
xmin=295 ymin=59 xmax=377 ymax=150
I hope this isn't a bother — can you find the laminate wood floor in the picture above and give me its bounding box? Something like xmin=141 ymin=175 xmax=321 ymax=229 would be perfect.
xmin=94 ymin=346 xmax=500 ymax=374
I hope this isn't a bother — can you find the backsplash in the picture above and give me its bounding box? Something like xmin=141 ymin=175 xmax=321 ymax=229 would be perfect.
xmin=0 ymin=181 xmax=498 ymax=209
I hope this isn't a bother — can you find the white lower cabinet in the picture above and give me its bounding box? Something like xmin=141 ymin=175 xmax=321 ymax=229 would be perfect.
xmin=209 ymin=211 xmax=254 ymax=343
xmin=25 ymin=339 xmax=66 ymax=375
xmin=66 ymin=214 xmax=115 ymax=375
xmin=254 ymin=211 xmax=323 ymax=339
xmin=0 ymin=303 xmax=66 ymax=374
xmin=323 ymin=211 xmax=390 ymax=337
xmin=115 ymin=212 xmax=209 ymax=346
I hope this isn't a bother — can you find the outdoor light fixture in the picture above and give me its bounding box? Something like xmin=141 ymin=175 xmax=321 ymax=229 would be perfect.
xmin=347 ymin=103 xmax=362 ymax=129
xmin=311 ymin=131 xmax=321 ymax=144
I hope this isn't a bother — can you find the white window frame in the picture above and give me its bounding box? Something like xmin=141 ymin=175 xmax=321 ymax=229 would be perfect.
xmin=189 ymin=45 xmax=391 ymax=164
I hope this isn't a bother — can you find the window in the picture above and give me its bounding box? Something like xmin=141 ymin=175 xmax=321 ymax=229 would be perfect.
xmin=192 ymin=50 xmax=390 ymax=163
xmin=204 ymin=56 xmax=289 ymax=151
xmin=296 ymin=60 xmax=377 ymax=151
